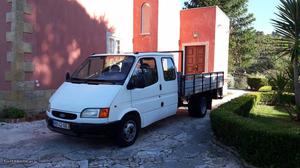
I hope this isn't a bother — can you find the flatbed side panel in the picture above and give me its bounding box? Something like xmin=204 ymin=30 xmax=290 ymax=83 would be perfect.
xmin=178 ymin=72 xmax=224 ymax=98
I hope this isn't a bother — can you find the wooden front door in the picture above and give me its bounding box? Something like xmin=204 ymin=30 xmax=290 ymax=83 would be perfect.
xmin=185 ymin=45 xmax=205 ymax=74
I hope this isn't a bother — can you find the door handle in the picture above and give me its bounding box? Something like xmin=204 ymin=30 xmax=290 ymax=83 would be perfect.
xmin=194 ymin=65 xmax=199 ymax=71
xmin=161 ymin=102 xmax=164 ymax=107
xmin=159 ymin=84 xmax=162 ymax=90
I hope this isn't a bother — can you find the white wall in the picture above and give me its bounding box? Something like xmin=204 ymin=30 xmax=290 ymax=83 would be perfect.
xmin=214 ymin=6 xmax=230 ymax=94
xmin=76 ymin=0 xmax=133 ymax=53
xmin=157 ymin=0 xmax=181 ymax=68
xmin=76 ymin=0 xmax=181 ymax=57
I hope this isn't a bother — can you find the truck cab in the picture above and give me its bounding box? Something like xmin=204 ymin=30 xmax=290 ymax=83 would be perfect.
xmin=47 ymin=53 xmax=179 ymax=146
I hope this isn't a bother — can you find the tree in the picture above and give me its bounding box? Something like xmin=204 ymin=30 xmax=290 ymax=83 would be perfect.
xmin=184 ymin=0 xmax=256 ymax=74
xmin=246 ymin=32 xmax=277 ymax=74
xmin=272 ymin=0 xmax=300 ymax=118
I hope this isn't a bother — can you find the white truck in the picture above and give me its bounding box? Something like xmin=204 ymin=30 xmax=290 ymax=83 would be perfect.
xmin=46 ymin=52 xmax=224 ymax=146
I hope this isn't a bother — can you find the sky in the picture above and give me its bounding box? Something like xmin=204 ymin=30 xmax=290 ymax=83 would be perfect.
xmin=248 ymin=0 xmax=280 ymax=34
xmin=180 ymin=0 xmax=280 ymax=34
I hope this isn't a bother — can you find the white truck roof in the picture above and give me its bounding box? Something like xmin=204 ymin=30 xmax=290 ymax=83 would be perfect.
xmin=91 ymin=52 xmax=173 ymax=58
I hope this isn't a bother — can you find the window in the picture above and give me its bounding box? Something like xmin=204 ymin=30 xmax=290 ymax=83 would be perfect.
xmin=141 ymin=3 xmax=151 ymax=34
xmin=106 ymin=32 xmax=120 ymax=54
xmin=132 ymin=58 xmax=158 ymax=87
xmin=72 ymin=56 xmax=135 ymax=85
xmin=109 ymin=38 xmax=115 ymax=53
xmin=162 ymin=58 xmax=176 ymax=81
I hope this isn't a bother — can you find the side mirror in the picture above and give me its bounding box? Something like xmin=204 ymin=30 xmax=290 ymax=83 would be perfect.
xmin=65 ymin=72 xmax=71 ymax=81
xmin=127 ymin=79 xmax=135 ymax=90
xmin=127 ymin=75 xmax=146 ymax=90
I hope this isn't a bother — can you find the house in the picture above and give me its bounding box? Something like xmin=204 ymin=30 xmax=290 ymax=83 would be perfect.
xmin=0 ymin=0 xmax=229 ymax=113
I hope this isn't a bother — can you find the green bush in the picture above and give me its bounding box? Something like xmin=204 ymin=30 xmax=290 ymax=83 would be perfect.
xmin=227 ymin=74 xmax=235 ymax=88
xmin=210 ymin=94 xmax=300 ymax=168
xmin=260 ymin=92 xmax=295 ymax=105
xmin=225 ymin=94 xmax=257 ymax=117
xmin=247 ymin=77 xmax=268 ymax=91
xmin=234 ymin=74 xmax=248 ymax=89
xmin=3 ymin=107 xmax=26 ymax=119
xmin=258 ymin=86 xmax=272 ymax=92
xmin=268 ymin=72 xmax=290 ymax=104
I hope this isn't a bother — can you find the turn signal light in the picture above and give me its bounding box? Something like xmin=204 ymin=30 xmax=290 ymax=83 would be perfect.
xmin=99 ymin=108 xmax=110 ymax=118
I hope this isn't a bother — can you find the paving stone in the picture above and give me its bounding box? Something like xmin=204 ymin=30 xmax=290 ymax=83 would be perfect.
xmin=78 ymin=160 xmax=88 ymax=168
xmin=112 ymin=163 xmax=129 ymax=168
xmin=0 ymin=90 xmax=247 ymax=168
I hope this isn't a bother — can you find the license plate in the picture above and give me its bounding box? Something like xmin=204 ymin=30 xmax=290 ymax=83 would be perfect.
xmin=53 ymin=120 xmax=70 ymax=130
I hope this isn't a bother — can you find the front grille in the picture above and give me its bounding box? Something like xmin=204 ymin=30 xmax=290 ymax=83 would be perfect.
xmin=52 ymin=111 xmax=77 ymax=120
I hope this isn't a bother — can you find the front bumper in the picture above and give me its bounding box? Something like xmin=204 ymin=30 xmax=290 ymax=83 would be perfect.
xmin=46 ymin=117 xmax=120 ymax=136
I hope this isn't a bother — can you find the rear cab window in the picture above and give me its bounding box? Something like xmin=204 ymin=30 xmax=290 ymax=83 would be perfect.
xmin=161 ymin=57 xmax=176 ymax=81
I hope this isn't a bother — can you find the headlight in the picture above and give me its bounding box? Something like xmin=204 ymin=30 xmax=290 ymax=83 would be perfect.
xmin=47 ymin=103 xmax=51 ymax=113
xmin=81 ymin=108 xmax=110 ymax=118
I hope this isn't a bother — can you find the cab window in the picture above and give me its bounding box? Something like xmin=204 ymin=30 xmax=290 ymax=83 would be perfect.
xmin=132 ymin=58 xmax=158 ymax=87
xmin=161 ymin=58 xmax=176 ymax=81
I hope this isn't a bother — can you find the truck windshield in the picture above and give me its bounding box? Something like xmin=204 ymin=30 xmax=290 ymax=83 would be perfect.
xmin=70 ymin=55 xmax=135 ymax=85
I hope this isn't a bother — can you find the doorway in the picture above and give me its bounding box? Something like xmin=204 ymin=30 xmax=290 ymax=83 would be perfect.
xmin=185 ymin=45 xmax=205 ymax=74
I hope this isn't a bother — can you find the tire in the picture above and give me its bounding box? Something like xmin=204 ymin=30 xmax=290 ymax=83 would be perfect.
xmin=116 ymin=114 xmax=140 ymax=147
xmin=188 ymin=96 xmax=207 ymax=118
xmin=217 ymin=88 xmax=223 ymax=99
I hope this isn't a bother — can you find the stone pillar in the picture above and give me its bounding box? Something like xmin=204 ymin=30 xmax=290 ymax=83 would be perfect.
xmin=4 ymin=0 xmax=35 ymax=112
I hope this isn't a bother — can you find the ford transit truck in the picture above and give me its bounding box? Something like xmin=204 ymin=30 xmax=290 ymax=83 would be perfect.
xmin=46 ymin=52 xmax=224 ymax=146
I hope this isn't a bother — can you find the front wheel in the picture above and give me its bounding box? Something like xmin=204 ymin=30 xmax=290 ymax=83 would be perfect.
xmin=116 ymin=115 xmax=140 ymax=147
xmin=188 ymin=96 xmax=207 ymax=118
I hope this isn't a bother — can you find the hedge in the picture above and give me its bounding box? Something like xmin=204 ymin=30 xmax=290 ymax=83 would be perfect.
xmin=210 ymin=94 xmax=300 ymax=168
xmin=258 ymin=86 xmax=272 ymax=92
xmin=259 ymin=92 xmax=295 ymax=105
xmin=247 ymin=77 xmax=268 ymax=91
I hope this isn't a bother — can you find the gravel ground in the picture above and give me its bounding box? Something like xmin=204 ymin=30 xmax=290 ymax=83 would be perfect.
xmin=0 ymin=90 xmax=246 ymax=168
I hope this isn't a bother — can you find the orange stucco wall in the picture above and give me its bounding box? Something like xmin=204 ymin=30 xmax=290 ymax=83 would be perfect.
xmin=179 ymin=7 xmax=217 ymax=73
xmin=133 ymin=0 xmax=158 ymax=52
xmin=24 ymin=0 xmax=109 ymax=89
xmin=0 ymin=1 xmax=11 ymax=90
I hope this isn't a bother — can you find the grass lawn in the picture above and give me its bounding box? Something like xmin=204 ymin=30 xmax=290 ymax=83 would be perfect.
xmin=251 ymin=105 xmax=300 ymax=128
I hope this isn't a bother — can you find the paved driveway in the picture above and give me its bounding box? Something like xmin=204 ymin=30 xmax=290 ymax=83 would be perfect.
xmin=0 ymin=90 xmax=246 ymax=168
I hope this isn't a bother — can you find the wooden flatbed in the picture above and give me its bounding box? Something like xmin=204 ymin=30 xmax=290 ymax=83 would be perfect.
xmin=178 ymin=71 xmax=224 ymax=99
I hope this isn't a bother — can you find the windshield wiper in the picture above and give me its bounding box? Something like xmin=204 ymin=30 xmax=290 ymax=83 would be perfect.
xmin=69 ymin=77 xmax=121 ymax=85
xmin=86 ymin=79 xmax=117 ymax=85
xmin=68 ymin=77 xmax=86 ymax=84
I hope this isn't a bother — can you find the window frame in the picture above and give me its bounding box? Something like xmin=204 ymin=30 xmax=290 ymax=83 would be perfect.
xmin=106 ymin=32 xmax=120 ymax=54
xmin=70 ymin=55 xmax=135 ymax=85
xmin=132 ymin=57 xmax=159 ymax=88
xmin=141 ymin=2 xmax=151 ymax=35
xmin=161 ymin=57 xmax=176 ymax=81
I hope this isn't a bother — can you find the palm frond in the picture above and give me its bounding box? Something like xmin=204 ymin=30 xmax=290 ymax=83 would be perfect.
xmin=272 ymin=0 xmax=300 ymax=61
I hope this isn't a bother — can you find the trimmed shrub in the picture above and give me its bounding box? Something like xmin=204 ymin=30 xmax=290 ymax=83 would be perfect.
xmin=260 ymin=92 xmax=295 ymax=105
xmin=234 ymin=74 xmax=248 ymax=89
xmin=247 ymin=77 xmax=268 ymax=91
xmin=3 ymin=107 xmax=26 ymax=119
xmin=210 ymin=94 xmax=300 ymax=168
xmin=258 ymin=86 xmax=272 ymax=92
xmin=225 ymin=94 xmax=257 ymax=117
xmin=227 ymin=74 xmax=235 ymax=88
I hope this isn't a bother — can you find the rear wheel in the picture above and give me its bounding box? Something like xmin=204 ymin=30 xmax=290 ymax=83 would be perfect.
xmin=116 ymin=114 xmax=140 ymax=147
xmin=217 ymin=88 xmax=223 ymax=99
xmin=188 ymin=96 xmax=207 ymax=118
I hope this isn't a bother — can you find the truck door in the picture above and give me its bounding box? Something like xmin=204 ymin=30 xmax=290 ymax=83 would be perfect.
xmin=159 ymin=57 xmax=178 ymax=117
xmin=130 ymin=57 xmax=161 ymax=127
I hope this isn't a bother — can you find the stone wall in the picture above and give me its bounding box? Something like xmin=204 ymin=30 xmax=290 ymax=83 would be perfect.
xmin=0 ymin=0 xmax=54 ymax=115
xmin=0 ymin=0 xmax=111 ymax=115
